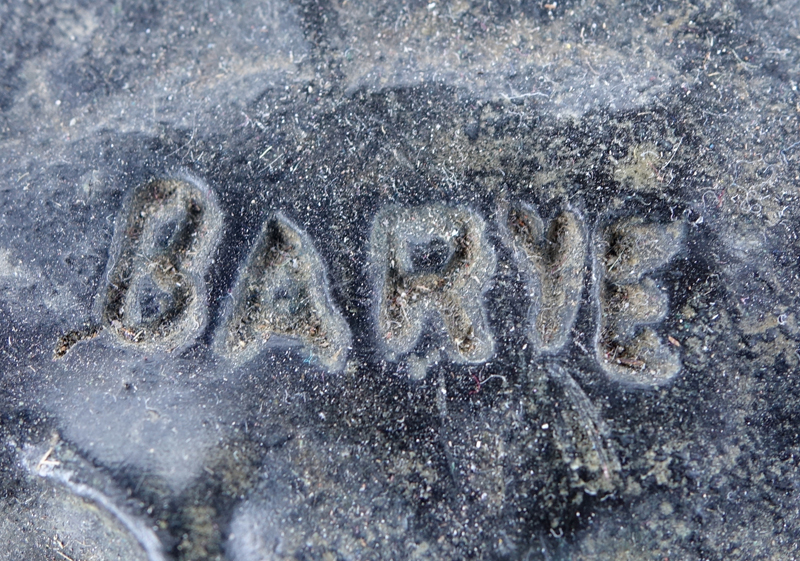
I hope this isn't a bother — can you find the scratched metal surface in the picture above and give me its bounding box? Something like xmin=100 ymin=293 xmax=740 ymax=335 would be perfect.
xmin=1 ymin=1 xmax=800 ymax=559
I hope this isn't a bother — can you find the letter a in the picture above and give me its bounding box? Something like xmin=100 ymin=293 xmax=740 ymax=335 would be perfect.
xmin=217 ymin=214 xmax=351 ymax=372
